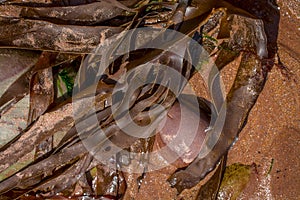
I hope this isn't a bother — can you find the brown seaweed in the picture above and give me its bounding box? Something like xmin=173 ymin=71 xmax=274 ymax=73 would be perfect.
xmin=0 ymin=18 xmax=124 ymax=53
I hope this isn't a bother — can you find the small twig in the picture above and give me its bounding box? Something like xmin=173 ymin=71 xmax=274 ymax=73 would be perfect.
xmin=266 ymin=158 xmax=274 ymax=176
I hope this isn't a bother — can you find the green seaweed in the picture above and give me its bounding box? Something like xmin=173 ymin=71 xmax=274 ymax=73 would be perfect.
xmin=217 ymin=163 xmax=252 ymax=200
xmin=58 ymin=68 xmax=76 ymax=96
xmin=203 ymin=33 xmax=218 ymax=43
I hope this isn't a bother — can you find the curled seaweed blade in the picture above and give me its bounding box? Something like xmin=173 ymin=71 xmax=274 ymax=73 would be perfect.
xmin=168 ymin=12 xmax=271 ymax=193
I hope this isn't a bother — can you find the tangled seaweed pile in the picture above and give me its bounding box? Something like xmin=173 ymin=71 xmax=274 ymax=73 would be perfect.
xmin=0 ymin=0 xmax=280 ymax=199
